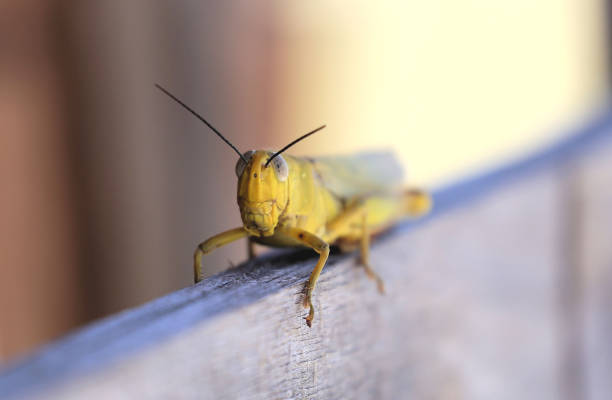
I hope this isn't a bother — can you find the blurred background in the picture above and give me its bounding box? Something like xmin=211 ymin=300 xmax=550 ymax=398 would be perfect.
xmin=0 ymin=1 xmax=609 ymax=361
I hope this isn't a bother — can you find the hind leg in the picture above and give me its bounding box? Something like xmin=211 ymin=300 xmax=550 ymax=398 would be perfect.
xmin=404 ymin=188 xmax=432 ymax=216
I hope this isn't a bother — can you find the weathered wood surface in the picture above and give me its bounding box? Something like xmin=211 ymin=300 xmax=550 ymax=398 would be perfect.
xmin=1 ymin=110 xmax=612 ymax=399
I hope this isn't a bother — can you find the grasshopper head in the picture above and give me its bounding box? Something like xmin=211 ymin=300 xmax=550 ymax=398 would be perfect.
xmin=236 ymin=150 xmax=289 ymax=237
xmin=154 ymin=85 xmax=323 ymax=237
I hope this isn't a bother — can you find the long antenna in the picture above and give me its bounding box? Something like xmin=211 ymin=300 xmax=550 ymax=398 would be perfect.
xmin=155 ymin=84 xmax=247 ymax=162
xmin=265 ymin=125 xmax=326 ymax=167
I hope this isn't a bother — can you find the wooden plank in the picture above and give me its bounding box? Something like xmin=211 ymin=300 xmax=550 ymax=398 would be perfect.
xmin=573 ymin=143 xmax=612 ymax=400
xmin=1 ymin=110 xmax=612 ymax=399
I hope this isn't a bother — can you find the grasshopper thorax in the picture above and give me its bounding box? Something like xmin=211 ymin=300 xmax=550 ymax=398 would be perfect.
xmin=236 ymin=150 xmax=289 ymax=237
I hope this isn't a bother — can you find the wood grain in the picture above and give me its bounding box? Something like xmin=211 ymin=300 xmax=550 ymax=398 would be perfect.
xmin=1 ymin=111 xmax=612 ymax=399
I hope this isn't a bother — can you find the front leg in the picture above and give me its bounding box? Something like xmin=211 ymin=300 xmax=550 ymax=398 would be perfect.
xmin=194 ymin=227 xmax=249 ymax=283
xmin=275 ymin=227 xmax=330 ymax=327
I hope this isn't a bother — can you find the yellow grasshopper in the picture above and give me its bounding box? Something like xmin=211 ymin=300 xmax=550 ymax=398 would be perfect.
xmin=156 ymin=84 xmax=432 ymax=327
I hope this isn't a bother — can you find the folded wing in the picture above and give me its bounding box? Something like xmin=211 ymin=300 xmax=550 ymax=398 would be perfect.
xmin=311 ymin=152 xmax=404 ymax=198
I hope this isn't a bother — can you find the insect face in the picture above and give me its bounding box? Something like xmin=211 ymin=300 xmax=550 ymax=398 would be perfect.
xmin=237 ymin=151 xmax=289 ymax=237
xmin=154 ymin=84 xmax=324 ymax=237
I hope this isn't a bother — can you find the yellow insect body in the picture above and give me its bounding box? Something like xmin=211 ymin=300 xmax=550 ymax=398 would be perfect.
xmin=238 ymin=151 xmax=341 ymax=241
xmin=155 ymin=84 xmax=431 ymax=327
xmin=195 ymin=150 xmax=431 ymax=326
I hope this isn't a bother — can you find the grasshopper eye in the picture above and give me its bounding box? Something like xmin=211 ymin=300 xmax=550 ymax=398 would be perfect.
xmin=235 ymin=150 xmax=255 ymax=177
xmin=271 ymin=154 xmax=288 ymax=182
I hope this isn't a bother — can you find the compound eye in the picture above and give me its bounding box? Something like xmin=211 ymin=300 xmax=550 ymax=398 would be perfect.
xmin=271 ymin=154 xmax=289 ymax=182
xmin=235 ymin=150 xmax=255 ymax=177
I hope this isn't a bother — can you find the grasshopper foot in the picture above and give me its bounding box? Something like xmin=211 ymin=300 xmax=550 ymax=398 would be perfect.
xmin=302 ymin=284 xmax=315 ymax=327
xmin=304 ymin=303 xmax=315 ymax=327
xmin=360 ymin=260 xmax=385 ymax=294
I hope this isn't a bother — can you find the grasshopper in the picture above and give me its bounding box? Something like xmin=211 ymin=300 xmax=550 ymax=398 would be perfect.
xmin=156 ymin=84 xmax=431 ymax=327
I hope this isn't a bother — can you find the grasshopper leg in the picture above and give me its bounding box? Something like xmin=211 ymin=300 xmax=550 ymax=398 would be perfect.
xmin=325 ymin=200 xmax=385 ymax=293
xmin=247 ymin=238 xmax=256 ymax=260
xmin=358 ymin=213 xmax=385 ymax=294
xmin=194 ymin=227 xmax=249 ymax=283
xmin=275 ymin=227 xmax=329 ymax=327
